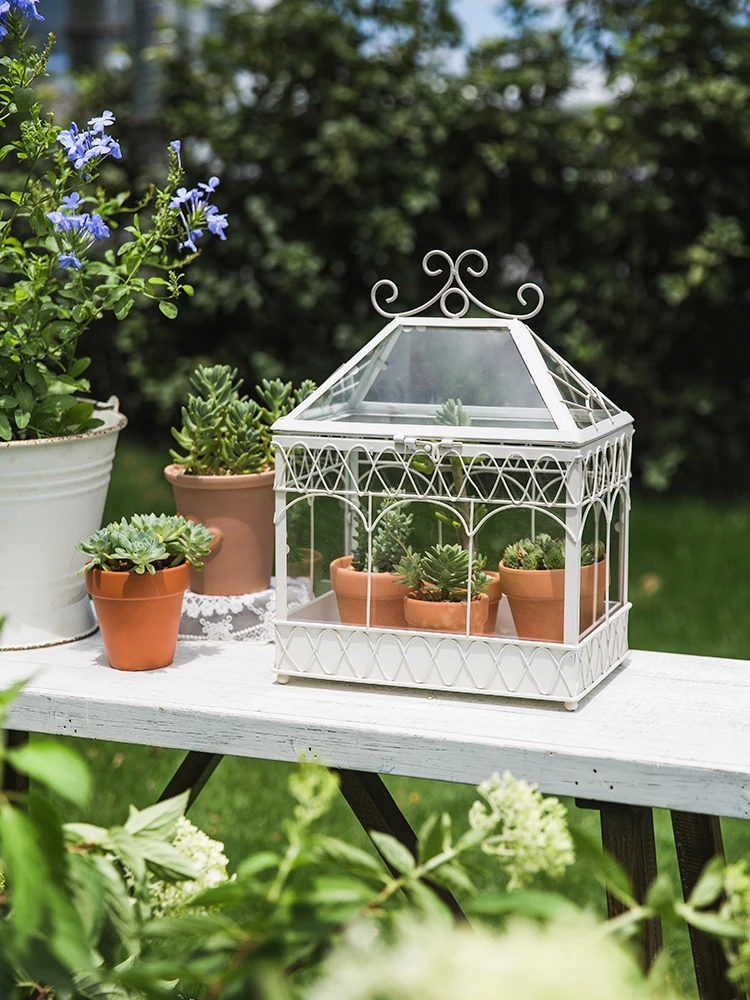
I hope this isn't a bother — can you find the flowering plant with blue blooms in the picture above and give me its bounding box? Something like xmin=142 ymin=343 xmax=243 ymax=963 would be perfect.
xmin=0 ymin=3 xmax=227 ymax=441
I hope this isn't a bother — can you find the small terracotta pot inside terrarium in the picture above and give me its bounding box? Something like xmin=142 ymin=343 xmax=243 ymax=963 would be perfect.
xmin=330 ymin=554 xmax=407 ymax=628
xmin=498 ymin=559 xmax=607 ymax=643
xmin=165 ymin=464 xmax=275 ymax=597
xmin=86 ymin=562 xmax=190 ymax=671
xmin=480 ymin=570 xmax=502 ymax=635
xmin=404 ymin=592 xmax=489 ymax=634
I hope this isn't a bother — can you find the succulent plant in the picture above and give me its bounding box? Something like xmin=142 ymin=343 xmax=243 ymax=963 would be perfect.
xmin=78 ymin=514 xmax=214 ymax=574
xmin=351 ymin=502 xmax=413 ymax=574
xmin=170 ymin=364 xmax=315 ymax=475
xmin=395 ymin=542 xmax=490 ymax=603
xmin=502 ymin=534 xmax=605 ymax=571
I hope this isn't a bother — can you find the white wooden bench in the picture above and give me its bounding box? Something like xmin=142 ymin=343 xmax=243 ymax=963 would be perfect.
xmin=2 ymin=637 xmax=748 ymax=999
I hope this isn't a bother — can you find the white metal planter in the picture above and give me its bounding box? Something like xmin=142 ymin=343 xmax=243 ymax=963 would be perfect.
xmin=0 ymin=400 xmax=127 ymax=650
xmin=272 ymin=250 xmax=633 ymax=709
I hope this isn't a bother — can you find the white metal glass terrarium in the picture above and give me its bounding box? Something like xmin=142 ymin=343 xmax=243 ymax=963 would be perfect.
xmin=272 ymin=250 xmax=633 ymax=709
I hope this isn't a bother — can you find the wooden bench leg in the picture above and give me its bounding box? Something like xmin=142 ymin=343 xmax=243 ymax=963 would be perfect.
xmin=159 ymin=751 xmax=222 ymax=809
xmin=3 ymin=730 xmax=29 ymax=795
xmin=671 ymin=812 xmax=741 ymax=1000
xmin=334 ymin=768 xmax=465 ymax=920
xmin=577 ymin=799 xmax=663 ymax=971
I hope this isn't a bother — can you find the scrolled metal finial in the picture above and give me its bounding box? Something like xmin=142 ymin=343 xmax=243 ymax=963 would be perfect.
xmin=370 ymin=249 xmax=545 ymax=321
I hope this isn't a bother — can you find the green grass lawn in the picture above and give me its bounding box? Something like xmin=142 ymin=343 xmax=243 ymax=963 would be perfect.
xmin=61 ymin=439 xmax=750 ymax=997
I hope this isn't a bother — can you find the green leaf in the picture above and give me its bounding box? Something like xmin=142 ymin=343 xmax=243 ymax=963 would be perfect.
xmin=0 ymin=412 xmax=11 ymax=440
xmin=0 ymin=142 xmax=17 ymax=162
xmin=114 ymin=296 xmax=134 ymax=320
xmin=370 ymin=831 xmax=416 ymax=874
xmin=468 ymin=889 xmax=583 ymax=920
xmin=234 ymin=850 xmax=281 ymax=880
xmin=47 ymin=883 xmax=95 ymax=972
xmin=107 ymin=826 xmax=147 ymax=885
xmin=431 ymin=860 xmax=476 ymax=896
xmin=159 ymin=300 xmax=178 ymax=319
xmin=688 ymin=856 xmax=726 ymax=910
xmin=676 ymin=902 xmax=747 ymax=940
xmin=0 ymin=677 xmax=29 ymax=721
xmin=0 ymin=804 xmax=46 ymax=943
xmin=417 ymin=813 xmax=442 ymax=863
xmin=308 ymin=875 xmax=375 ymax=905
xmin=318 ymin=837 xmax=385 ymax=874
xmin=570 ymin=824 xmax=636 ymax=907
xmin=124 ymin=790 xmax=188 ymax=840
xmin=404 ymin=878 xmax=453 ymax=924
xmin=141 ymin=913 xmax=236 ymax=939
xmin=645 ymin=874 xmax=677 ymax=917
xmin=139 ymin=836 xmax=200 ymax=881
xmin=190 ymin=881 xmax=248 ymax=908
xmin=14 ymin=409 xmax=30 ymax=429
xmin=7 ymin=739 xmax=91 ymax=806
xmin=12 ymin=86 xmax=36 ymax=112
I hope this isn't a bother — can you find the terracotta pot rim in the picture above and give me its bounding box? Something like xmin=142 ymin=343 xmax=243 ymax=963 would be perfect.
xmin=498 ymin=558 xmax=604 ymax=576
xmin=332 ymin=554 xmax=403 ymax=582
xmin=404 ymin=592 xmax=489 ymax=608
xmin=86 ymin=562 xmax=190 ymax=599
xmin=164 ymin=463 xmax=275 ymax=490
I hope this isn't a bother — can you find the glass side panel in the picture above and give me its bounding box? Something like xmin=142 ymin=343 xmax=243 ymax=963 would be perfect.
xmin=300 ymin=325 xmax=556 ymax=430
xmin=537 ymin=340 xmax=621 ymax=427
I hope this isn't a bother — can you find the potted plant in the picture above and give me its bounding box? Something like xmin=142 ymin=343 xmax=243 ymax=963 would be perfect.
xmin=498 ymin=534 xmax=606 ymax=643
xmin=0 ymin=8 xmax=226 ymax=649
xmin=166 ymin=365 xmax=314 ymax=596
xmin=395 ymin=542 xmax=491 ymax=634
xmin=77 ymin=513 xmax=213 ymax=670
xmin=420 ymin=399 xmax=503 ymax=634
xmin=331 ymin=503 xmax=413 ymax=628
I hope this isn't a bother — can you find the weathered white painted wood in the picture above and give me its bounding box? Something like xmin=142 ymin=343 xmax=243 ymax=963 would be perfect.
xmin=1 ymin=637 xmax=749 ymax=819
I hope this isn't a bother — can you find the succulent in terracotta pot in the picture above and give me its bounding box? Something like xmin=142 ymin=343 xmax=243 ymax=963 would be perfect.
xmin=165 ymin=365 xmax=314 ymax=597
xmin=332 ymin=502 xmax=413 ymax=628
xmin=395 ymin=542 xmax=491 ymax=634
xmin=78 ymin=514 xmax=213 ymax=670
xmin=499 ymin=534 xmax=607 ymax=643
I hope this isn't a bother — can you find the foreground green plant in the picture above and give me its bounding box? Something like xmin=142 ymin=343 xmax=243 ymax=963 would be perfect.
xmin=170 ymin=364 xmax=314 ymax=475
xmin=77 ymin=512 xmax=213 ymax=574
xmin=395 ymin=543 xmax=490 ymax=603
xmin=0 ymin=4 xmax=226 ymax=441
xmin=502 ymin=534 xmax=605 ymax=571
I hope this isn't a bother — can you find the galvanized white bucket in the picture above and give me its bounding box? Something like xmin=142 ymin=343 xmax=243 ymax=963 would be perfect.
xmin=0 ymin=399 xmax=127 ymax=650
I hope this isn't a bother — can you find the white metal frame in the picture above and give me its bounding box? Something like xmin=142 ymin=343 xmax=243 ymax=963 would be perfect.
xmin=272 ymin=249 xmax=634 ymax=709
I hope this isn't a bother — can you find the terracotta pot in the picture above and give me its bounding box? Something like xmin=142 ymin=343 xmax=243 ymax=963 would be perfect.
xmin=86 ymin=562 xmax=190 ymax=671
xmin=404 ymin=592 xmax=489 ymax=634
xmin=498 ymin=559 xmax=607 ymax=643
xmin=331 ymin=555 xmax=408 ymax=628
xmin=165 ymin=464 xmax=275 ymax=596
xmin=480 ymin=570 xmax=503 ymax=635
xmin=288 ymin=548 xmax=323 ymax=591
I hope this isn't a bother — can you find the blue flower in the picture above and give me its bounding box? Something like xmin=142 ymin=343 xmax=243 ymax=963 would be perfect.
xmin=169 ymin=139 xmax=182 ymax=168
xmin=46 ymin=210 xmax=74 ymax=232
xmin=58 ymin=118 xmax=122 ymax=176
xmin=61 ymin=192 xmax=82 ymax=210
xmin=58 ymin=252 xmax=82 ymax=270
xmin=206 ymin=212 xmax=228 ymax=240
xmin=85 ymin=213 xmax=110 ymax=240
xmin=172 ymin=174 xmax=228 ymax=253
xmin=87 ymin=110 xmax=115 ymax=134
xmin=0 ymin=0 xmax=43 ymax=38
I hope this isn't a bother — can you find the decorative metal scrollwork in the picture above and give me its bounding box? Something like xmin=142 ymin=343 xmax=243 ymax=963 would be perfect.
xmin=370 ymin=249 xmax=544 ymax=321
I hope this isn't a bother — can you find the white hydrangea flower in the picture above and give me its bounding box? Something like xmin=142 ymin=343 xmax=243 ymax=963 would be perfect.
xmin=150 ymin=816 xmax=231 ymax=918
xmin=468 ymin=772 xmax=574 ymax=889
xmin=307 ymin=917 xmax=668 ymax=1000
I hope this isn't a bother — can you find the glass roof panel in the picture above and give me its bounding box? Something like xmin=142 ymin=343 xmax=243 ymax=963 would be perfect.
xmin=535 ymin=338 xmax=622 ymax=428
xmin=299 ymin=324 xmax=557 ymax=431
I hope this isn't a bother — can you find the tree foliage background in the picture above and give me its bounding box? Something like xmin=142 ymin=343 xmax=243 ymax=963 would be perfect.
xmin=78 ymin=0 xmax=750 ymax=492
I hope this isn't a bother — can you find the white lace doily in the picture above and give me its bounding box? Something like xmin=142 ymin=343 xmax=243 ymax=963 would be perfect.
xmin=179 ymin=578 xmax=311 ymax=643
